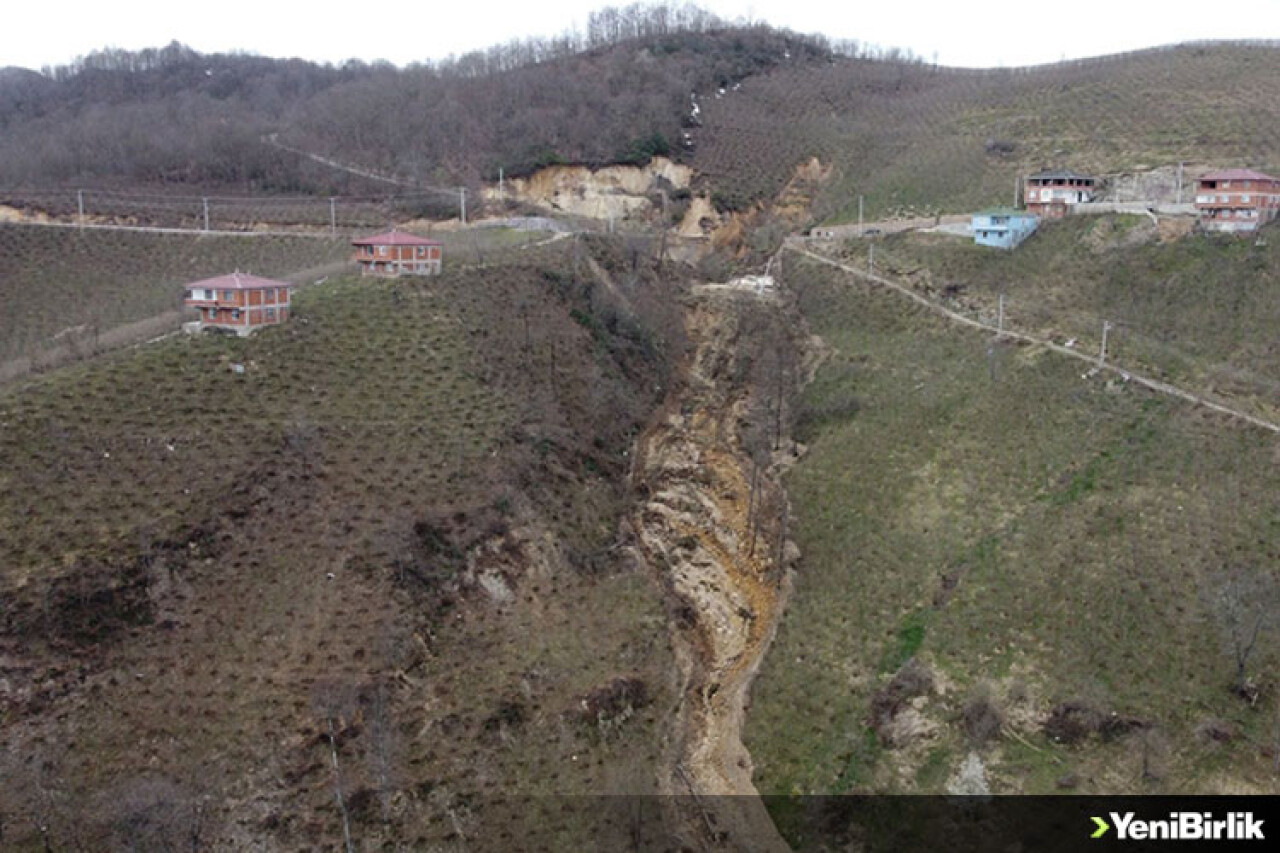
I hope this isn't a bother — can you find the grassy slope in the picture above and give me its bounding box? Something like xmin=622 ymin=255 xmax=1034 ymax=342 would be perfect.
xmin=0 ymin=223 xmax=350 ymax=361
xmin=0 ymin=223 xmax=545 ymax=365
xmin=859 ymin=217 xmax=1280 ymax=419
xmin=747 ymin=257 xmax=1280 ymax=813
xmin=0 ymin=241 xmax=682 ymax=849
xmin=692 ymin=44 xmax=1280 ymax=219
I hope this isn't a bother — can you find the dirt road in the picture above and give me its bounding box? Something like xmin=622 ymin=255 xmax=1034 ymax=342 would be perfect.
xmin=787 ymin=242 xmax=1280 ymax=435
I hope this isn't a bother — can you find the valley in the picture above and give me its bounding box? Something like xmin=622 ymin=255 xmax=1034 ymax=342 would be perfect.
xmin=2 ymin=10 xmax=1279 ymax=851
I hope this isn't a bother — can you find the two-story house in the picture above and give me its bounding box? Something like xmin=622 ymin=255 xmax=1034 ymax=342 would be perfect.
xmin=352 ymin=230 xmax=443 ymax=276
xmin=184 ymin=272 xmax=292 ymax=335
xmin=1195 ymin=169 xmax=1280 ymax=233
xmin=972 ymin=208 xmax=1039 ymax=249
xmin=1024 ymin=169 xmax=1096 ymax=219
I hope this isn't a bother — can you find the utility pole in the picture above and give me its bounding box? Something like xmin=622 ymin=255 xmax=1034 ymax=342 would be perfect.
xmin=1099 ymin=320 xmax=1112 ymax=365
xmin=329 ymin=198 xmax=337 ymax=235
xmin=868 ymin=241 xmax=875 ymax=275
xmin=1013 ymin=175 xmax=1020 ymax=208
xmin=459 ymin=187 xmax=467 ymax=225
xmin=202 ymin=197 xmax=210 ymax=232
xmin=499 ymin=167 xmax=504 ymax=199
xmin=858 ymin=194 xmax=864 ymax=234
xmin=997 ymin=293 xmax=1005 ymax=335
xmin=1176 ymin=161 xmax=1184 ymax=204
xmin=77 ymin=189 xmax=85 ymax=228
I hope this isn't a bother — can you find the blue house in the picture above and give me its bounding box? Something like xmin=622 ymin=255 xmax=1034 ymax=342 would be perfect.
xmin=972 ymin=207 xmax=1039 ymax=249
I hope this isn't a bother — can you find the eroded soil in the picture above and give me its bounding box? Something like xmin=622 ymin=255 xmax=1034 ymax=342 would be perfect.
xmin=630 ymin=281 xmax=806 ymax=851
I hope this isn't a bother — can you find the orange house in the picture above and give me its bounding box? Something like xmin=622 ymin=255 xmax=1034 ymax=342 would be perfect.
xmin=352 ymin=230 xmax=443 ymax=276
xmin=1195 ymin=168 xmax=1280 ymax=233
xmin=184 ymin=272 xmax=292 ymax=336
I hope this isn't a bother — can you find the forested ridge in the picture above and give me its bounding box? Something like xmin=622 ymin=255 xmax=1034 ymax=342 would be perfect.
xmin=0 ymin=3 xmax=860 ymax=195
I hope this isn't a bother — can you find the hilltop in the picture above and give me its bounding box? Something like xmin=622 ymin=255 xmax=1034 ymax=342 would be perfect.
xmin=4 ymin=29 xmax=1278 ymax=229
xmin=0 ymin=17 xmax=833 ymax=201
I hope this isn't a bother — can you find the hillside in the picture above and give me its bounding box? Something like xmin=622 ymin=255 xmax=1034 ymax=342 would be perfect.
xmin=0 ymin=224 xmax=349 ymax=363
xmin=693 ymin=43 xmax=1280 ymax=219
xmin=0 ymin=238 xmax=691 ymax=849
xmin=850 ymin=216 xmax=1280 ymax=419
xmin=0 ymin=19 xmax=833 ymax=199
xmin=746 ymin=251 xmax=1280 ymax=819
xmin=5 ymin=31 xmax=1279 ymax=229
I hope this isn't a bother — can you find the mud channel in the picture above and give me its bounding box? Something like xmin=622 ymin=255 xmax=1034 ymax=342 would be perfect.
xmin=628 ymin=276 xmax=810 ymax=851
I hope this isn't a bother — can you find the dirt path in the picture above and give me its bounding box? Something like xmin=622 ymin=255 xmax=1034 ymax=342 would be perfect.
xmin=803 ymin=213 xmax=971 ymax=241
xmin=787 ymin=242 xmax=1280 ymax=436
xmin=629 ymin=284 xmax=798 ymax=851
xmin=263 ymin=134 xmax=418 ymax=189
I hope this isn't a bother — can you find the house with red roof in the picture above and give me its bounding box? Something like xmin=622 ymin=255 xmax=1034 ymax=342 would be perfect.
xmin=1195 ymin=168 xmax=1280 ymax=233
xmin=352 ymin=230 xmax=443 ymax=276
xmin=184 ymin=272 xmax=292 ymax=336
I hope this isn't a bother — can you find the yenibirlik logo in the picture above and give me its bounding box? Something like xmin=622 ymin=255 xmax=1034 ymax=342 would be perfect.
xmin=1091 ymin=812 xmax=1265 ymax=841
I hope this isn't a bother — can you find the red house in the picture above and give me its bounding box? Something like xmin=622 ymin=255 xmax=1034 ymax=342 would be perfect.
xmin=1195 ymin=168 xmax=1280 ymax=233
xmin=352 ymin=230 xmax=443 ymax=276
xmin=184 ymin=272 xmax=292 ymax=336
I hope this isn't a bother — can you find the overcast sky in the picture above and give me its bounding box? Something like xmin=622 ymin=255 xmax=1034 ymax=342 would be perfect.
xmin=3 ymin=1 xmax=1279 ymax=72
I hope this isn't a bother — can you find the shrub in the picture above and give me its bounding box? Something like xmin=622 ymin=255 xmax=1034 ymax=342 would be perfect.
xmin=961 ymin=683 xmax=1005 ymax=747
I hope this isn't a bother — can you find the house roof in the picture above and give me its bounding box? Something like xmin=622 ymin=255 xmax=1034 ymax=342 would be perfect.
xmin=352 ymin=230 xmax=442 ymax=246
xmin=1028 ymin=169 xmax=1094 ymax=181
xmin=184 ymin=272 xmax=291 ymax=291
xmin=1199 ymin=168 xmax=1278 ymax=182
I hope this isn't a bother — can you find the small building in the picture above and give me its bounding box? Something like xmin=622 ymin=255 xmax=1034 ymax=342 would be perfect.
xmin=184 ymin=272 xmax=292 ymax=336
xmin=972 ymin=208 xmax=1039 ymax=249
xmin=1025 ymin=169 xmax=1096 ymax=218
xmin=352 ymin=230 xmax=443 ymax=276
xmin=1195 ymin=168 xmax=1280 ymax=233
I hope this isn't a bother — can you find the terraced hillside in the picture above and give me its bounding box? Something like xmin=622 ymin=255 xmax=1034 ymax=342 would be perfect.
xmin=844 ymin=216 xmax=1280 ymax=423
xmin=692 ymin=43 xmax=1280 ymax=219
xmin=0 ymin=237 xmax=687 ymax=850
xmin=745 ymin=254 xmax=1280 ymax=829
xmin=0 ymin=223 xmax=349 ymax=362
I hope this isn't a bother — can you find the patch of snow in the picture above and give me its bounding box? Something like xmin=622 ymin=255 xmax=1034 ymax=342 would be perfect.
xmin=478 ymin=569 xmax=514 ymax=603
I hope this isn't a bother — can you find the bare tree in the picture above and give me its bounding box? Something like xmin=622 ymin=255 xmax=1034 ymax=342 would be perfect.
xmin=1206 ymin=567 xmax=1278 ymax=701
xmin=362 ymin=678 xmax=400 ymax=822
